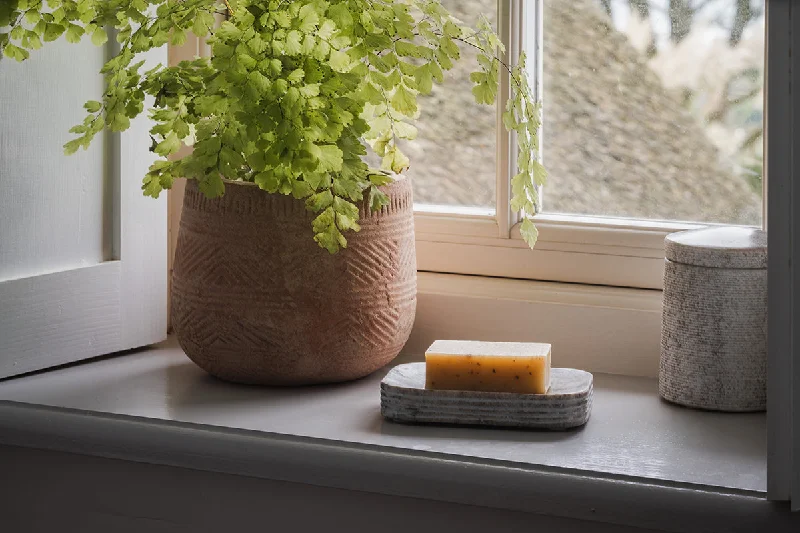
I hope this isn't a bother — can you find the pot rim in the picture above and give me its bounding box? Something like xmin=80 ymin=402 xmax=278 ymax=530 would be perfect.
xmin=220 ymin=174 xmax=409 ymax=188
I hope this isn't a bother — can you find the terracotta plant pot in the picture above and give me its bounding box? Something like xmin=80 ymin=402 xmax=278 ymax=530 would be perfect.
xmin=171 ymin=178 xmax=417 ymax=385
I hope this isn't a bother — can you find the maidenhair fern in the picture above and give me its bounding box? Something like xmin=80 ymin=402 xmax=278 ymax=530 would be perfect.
xmin=1 ymin=0 xmax=545 ymax=252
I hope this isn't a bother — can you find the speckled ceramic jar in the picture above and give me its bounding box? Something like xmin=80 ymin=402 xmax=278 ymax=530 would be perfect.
xmin=659 ymin=227 xmax=767 ymax=412
xmin=172 ymin=178 xmax=416 ymax=386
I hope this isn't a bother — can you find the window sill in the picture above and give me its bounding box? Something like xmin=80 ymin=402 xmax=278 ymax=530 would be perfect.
xmin=0 ymin=336 xmax=794 ymax=532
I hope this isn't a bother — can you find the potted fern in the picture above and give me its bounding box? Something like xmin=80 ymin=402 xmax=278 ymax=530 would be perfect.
xmin=1 ymin=0 xmax=544 ymax=385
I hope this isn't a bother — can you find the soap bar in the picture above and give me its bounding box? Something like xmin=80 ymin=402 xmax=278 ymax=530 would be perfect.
xmin=425 ymin=340 xmax=552 ymax=394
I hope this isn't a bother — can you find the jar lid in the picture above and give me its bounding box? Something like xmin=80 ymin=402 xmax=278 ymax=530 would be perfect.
xmin=665 ymin=227 xmax=767 ymax=269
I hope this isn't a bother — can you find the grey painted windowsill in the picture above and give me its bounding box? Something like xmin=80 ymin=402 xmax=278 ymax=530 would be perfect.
xmin=0 ymin=337 xmax=794 ymax=532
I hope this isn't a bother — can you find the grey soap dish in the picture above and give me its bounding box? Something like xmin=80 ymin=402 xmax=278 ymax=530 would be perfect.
xmin=380 ymin=363 xmax=593 ymax=430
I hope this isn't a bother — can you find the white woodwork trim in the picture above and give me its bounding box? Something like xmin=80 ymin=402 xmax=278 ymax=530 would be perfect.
xmin=415 ymin=211 xmax=714 ymax=289
xmin=416 ymin=240 xmax=664 ymax=289
xmin=526 ymin=0 xmax=543 ymax=211
xmin=0 ymin=263 xmax=121 ymax=376
xmin=495 ymin=0 xmax=517 ymax=236
xmin=118 ymin=105 xmax=168 ymax=347
xmin=0 ymin=40 xmax=168 ymax=378
xmin=111 ymin=38 xmax=168 ymax=349
xmin=417 ymin=211 xmax=704 ymax=249
xmin=495 ymin=0 xmax=542 ymax=233
xmin=405 ymin=272 xmax=662 ymax=378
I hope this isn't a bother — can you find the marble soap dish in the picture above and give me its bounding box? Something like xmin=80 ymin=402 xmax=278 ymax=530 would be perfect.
xmin=380 ymin=363 xmax=593 ymax=430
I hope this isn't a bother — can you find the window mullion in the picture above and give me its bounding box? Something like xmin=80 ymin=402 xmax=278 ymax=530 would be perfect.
xmin=495 ymin=0 xmax=519 ymax=238
xmin=497 ymin=0 xmax=542 ymax=238
xmin=525 ymin=0 xmax=544 ymax=215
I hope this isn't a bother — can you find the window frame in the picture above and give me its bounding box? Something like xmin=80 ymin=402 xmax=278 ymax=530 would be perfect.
xmin=414 ymin=0 xmax=766 ymax=290
xmin=764 ymin=0 xmax=798 ymax=508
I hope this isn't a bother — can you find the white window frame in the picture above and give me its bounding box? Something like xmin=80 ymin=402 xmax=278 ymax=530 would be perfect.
xmin=414 ymin=0 xmax=763 ymax=290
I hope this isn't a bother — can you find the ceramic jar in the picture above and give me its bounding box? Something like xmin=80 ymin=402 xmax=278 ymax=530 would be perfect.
xmin=659 ymin=227 xmax=767 ymax=412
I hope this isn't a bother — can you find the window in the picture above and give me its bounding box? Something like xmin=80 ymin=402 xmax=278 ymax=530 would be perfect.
xmin=413 ymin=0 xmax=766 ymax=290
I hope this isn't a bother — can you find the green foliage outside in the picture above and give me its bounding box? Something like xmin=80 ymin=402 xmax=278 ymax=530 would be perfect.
xmin=0 ymin=0 xmax=544 ymax=252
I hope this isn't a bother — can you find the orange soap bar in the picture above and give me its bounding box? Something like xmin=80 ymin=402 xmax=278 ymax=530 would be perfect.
xmin=425 ymin=340 xmax=552 ymax=394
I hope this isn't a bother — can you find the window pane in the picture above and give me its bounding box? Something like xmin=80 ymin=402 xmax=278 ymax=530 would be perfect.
xmin=542 ymin=0 xmax=764 ymax=225
xmin=405 ymin=0 xmax=497 ymax=210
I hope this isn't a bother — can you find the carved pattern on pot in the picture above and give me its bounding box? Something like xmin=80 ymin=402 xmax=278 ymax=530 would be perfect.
xmin=172 ymin=178 xmax=417 ymax=385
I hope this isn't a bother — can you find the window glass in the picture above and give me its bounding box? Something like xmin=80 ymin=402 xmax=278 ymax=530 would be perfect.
xmin=404 ymin=0 xmax=498 ymax=210
xmin=542 ymin=0 xmax=764 ymax=225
